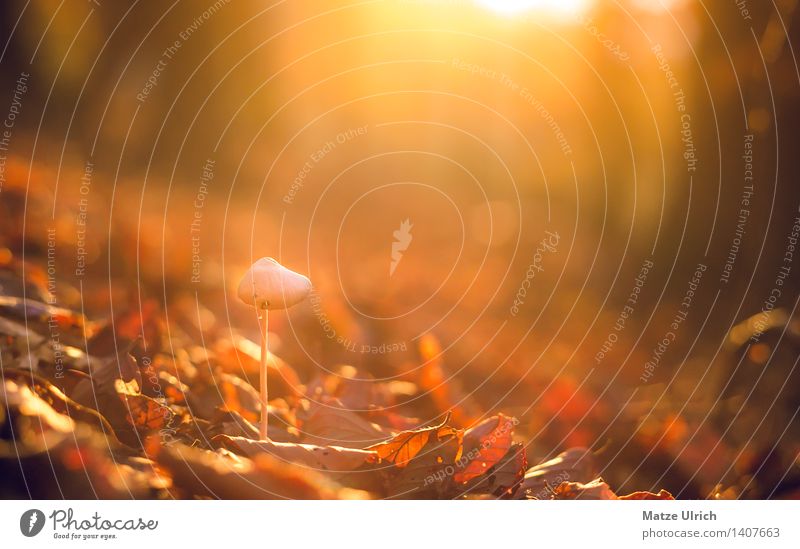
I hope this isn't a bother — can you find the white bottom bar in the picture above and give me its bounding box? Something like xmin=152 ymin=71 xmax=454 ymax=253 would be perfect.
xmin=1 ymin=500 xmax=799 ymax=548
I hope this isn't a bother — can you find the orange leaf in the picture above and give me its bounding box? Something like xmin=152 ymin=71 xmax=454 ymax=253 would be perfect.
xmin=454 ymin=414 xmax=516 ymax=483
xmin=118 ymin=392 xmax=173 ymax=432
xmin=367 ymin=412 xmax=462 ymax=468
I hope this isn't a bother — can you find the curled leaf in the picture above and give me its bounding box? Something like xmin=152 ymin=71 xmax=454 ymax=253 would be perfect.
xmin=518 ymin=447 xmax=596 ymax=500
xmin=619 ymin=489 xmax=675 ymax=500
xmin=552 ymin=478 xmax=618 ymax=500
xmin=455 ymin=413 xmax=516 ymax=483
xmin=367 ymin=412 xmax=463 ymax=468
xmin=155 ymin=442 xmax=367 ymax=499
xmin=213 ymin=435 xmax=377 ymax=475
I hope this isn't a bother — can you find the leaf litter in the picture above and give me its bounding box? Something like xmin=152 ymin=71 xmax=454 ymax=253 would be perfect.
xmin=0 ymin=252 xmax=676 ymax=500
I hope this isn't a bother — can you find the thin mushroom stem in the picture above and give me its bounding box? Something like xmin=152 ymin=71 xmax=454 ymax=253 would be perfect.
xmin=238 ymin=258 xmax=310 ymax=439
xmin=259 ymin=307 xmax=269 ymax=440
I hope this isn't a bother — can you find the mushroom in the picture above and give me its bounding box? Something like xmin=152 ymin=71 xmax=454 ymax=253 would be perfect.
xmin=237 ymin=257 xmax=311 ymax=439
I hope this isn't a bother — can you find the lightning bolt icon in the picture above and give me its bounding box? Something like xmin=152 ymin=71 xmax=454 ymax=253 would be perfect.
xmin=28 ymin=511 xmax=38 ymax=533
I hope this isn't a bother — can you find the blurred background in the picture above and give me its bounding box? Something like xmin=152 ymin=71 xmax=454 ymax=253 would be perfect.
xmin=1 ymin=0 xmax=799 ymax=498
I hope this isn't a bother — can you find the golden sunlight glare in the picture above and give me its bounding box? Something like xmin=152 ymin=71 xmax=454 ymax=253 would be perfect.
xmin=474 ymin=0 xmax=590 ymax=16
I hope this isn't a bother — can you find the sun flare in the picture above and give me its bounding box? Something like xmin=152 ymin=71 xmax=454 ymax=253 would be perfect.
xmin=474 ymin=0 xmax=590 ymax=16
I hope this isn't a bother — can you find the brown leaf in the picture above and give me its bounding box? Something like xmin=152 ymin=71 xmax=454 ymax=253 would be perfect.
xmin=154 ymin=442 xmax=368 ymax=499
xmin=116 ymin=381 xmax=173 ymax=432
xmin=518 ymin=447 xmax=596 ymax=499
xmin=619 ymin=489 xmax=675 ymax=500
xmin=1 ymin=380 xmax=160 ymax=498
xmin=71 ymin=350 xmax=141 ymax=404
xmin=0 ymin=295 xmax=94 ymax=348
xmin=88 ymin=300 xmax=162 ymax=357
xmin=1 ymin=379 xmax=74 ymax=437
xmin=1 ymin=425 xmax=162 ymax=498
xmin=1 ymin=367 xmax=121 ymax=444
xmin=68 ymin=354 xmax=165 ymax=446
xmin=452 ymin=443 xmax=528 ymax=499
xmin=299 ymin=398 xmax=388 ymax=448
xmin=187 ymin=370 xmax=261 ymax=422
xmin=367 ymin=412 xmax=462 ymax=468
xmin=214 ymin=335 xmax=303 ymax=399
xmin=386 ymin=430 xmax=463 ymax=499
xmin=552 ymin=478 xmax=618 ymax=500
xmin=454 ymin=414 xmax=516 ymax=483
xmin=213 ymin=435 xmax=377 ymax=475
xmin=206 ymin=409 xmax=261 ymax=440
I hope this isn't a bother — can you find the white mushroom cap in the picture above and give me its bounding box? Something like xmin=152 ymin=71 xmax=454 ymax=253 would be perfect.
xmin=237 ymin=257 xmax=312 ymax=310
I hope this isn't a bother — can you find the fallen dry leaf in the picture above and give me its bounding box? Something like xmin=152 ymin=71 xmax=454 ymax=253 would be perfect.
xmin=117 ymin=390 xmax=173 ymax=433
xmin=214 ymin=335 xmax=303 ymax=399
xmin=187 ymin=369 xmax=261 ymax=422
xmin=453 ymin=442 xmax=528 ymax=498
xmin=552 ymin=478 xmax=618 ymax=500
xmin=367 ymin=412 xmax=463 ymax=468
xmin=155 ymin=442 xmax=367 ymax=499
xmin=89 ymin=301 xmax=162 ymax=357
xmin=298 ymin=397 xmax=388 ymax=448
xmin=206 ymin=409 xmax=261 ymax=440
xmin=518 ymin=447 xmax=596 ymax=499
xmin=213 ymin=435 xmax=377 ymax=474
xmin=1 ymin=379 xmax=75 ymax=436
xmin=385 ymin=431 xmax=463 ymax=498
xmin=455 ymin=413 xmax=516 ymax=483
xmin=618 ymin=489 xmax=675 ymax=500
